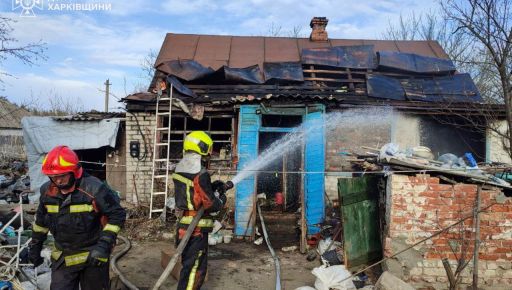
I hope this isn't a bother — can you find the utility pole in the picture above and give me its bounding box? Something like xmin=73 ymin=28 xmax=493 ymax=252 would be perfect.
xmin=104 ymin=79 xmax=111 ymax=112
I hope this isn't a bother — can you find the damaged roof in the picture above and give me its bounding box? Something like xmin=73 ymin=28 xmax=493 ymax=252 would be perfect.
xmin=154 ymin=34 xmax=448 ymax=70
xmin=52 ymin=111 xmax=125 ymax=121
xmin=124 ymin=33 xmax=484 ymax=108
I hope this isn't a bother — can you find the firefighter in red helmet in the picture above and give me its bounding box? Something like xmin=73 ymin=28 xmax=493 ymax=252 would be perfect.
xmin=29 ymin=145 xmax=125 ymax=290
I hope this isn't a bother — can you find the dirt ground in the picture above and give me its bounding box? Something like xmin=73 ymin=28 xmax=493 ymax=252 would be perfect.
xmin=114 ymin=239 xmax=319 ymax=290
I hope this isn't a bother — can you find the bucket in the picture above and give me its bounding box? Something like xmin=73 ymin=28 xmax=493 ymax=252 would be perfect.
xmin=223 ymin=235 xmax=233 ymax=244
xmin=275 ymin=192 xmax=284 ymax=205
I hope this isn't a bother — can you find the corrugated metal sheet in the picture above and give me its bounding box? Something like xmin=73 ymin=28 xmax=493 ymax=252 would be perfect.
xmin=304 ymin=105 xmax=325 ymax=234
xmin=235 ymin=105 xmax=260 ymax=236
xmin=302 ymin=45 xmax=375 ymax=69
xmin=155 ymin=34 xmax=448 ymax=68
xmin=229 ymin=37 xmax=265 ymax=68
xmin=377 ymin=51 xmax=455 ymax=74
xmin=194 ymin=35 xmax=231 ymax=70
xmin=265 ymin=38 xmax=300 ymax=63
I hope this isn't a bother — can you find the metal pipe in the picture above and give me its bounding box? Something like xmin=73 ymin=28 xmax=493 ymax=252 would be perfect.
xmin=472 ymin=185 xmax=481 ymax=289
xmin=110 ymin=235 xmax=139 ymax=290
xmin=257 ymin=202 xmax=282 ymax=290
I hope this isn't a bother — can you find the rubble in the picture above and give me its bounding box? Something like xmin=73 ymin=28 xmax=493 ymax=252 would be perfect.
xmin=0 ymin=158 xmax=32 ymax=206
xmin=374 ymin=271 xmax=414 ymax=290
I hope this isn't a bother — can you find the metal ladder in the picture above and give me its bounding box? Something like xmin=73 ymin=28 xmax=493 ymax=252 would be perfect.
xmin=149 ymin=83 xmax=173 ymax=219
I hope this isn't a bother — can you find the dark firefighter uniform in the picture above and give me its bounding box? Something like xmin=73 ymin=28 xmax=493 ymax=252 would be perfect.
xmin=30 ymin=146 xmax=125 ymax=290
xmin=173 ymin=131 xmax=226 ymax=290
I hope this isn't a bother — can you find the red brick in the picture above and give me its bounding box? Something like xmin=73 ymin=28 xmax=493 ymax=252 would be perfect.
xmin=429 ymin=184 xmax=454 ymax=191
xmin=420 ymin=191 xmax=440 ymax=198
xmin=480 ymin=253 xmax=501 ymax=260
xmin=425 ymin=252 xmax=442 ymax=259
xmin=491 ymin=205 xmax=510 ymax=212
xmin=454 ymin=184 xmax=478 ymax=192
xmin=440 ymin=191 xmax=453 ymax=198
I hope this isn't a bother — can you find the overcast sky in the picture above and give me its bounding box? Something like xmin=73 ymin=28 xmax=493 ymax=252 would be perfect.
xmin=1 ymin=0 xmax=440 ymax=111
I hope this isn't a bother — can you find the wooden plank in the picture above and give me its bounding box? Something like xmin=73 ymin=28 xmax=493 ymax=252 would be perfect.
xmin=303 ymin=77 xmax=365 ymax=83
xmin=303 ymin=69 xmax=352 ymax=75
xmin=346 ymin=68 xmax=355 ymax=91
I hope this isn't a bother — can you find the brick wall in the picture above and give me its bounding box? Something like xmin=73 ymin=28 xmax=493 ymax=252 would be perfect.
xmin=125 ymin=112 xmax=237 ymax=205
xmin=125 ymin=112 xmax=156 ymax=204
xmin=385 ymin=174 xmax=512 ymax=290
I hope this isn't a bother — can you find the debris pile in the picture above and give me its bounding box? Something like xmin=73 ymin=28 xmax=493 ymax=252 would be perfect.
xmin=356 ymin=143 xmax=512 ymax=191
xmin=0 ymin=159 xmax=32 ymax=205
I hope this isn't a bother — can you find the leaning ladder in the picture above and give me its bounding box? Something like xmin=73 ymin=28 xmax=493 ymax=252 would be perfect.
xmin=149 ymin=84 xmax=173 ymax=219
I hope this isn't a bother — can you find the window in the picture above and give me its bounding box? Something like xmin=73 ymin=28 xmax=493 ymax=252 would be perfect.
xmin=161 ymin=115 xmax=234 ymax=168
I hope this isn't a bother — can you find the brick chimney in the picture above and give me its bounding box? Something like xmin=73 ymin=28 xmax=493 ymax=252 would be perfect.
xmin=310 ymin=17 xmax=328 ymax=42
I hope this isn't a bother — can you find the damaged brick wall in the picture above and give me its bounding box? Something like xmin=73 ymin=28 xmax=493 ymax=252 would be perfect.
xmin=384 ymin=174 xmax=512 ymax=290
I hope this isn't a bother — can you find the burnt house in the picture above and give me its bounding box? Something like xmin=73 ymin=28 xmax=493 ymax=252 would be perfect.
xmin=123 ymin=17 xmax=504 ymax=240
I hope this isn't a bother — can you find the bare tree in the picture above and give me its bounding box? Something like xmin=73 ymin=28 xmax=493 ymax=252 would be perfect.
xmin=25 ymin=90 xmax=85 ymax=116
xmin=442 ymin=0 xmax=512 ymax=158
xmin=265 ymin=22 xmax=306 ymax=38
xmin=140 ymin=49 xmax=157 ymax=82
xmin=0 ymin=17 xmax=46 ymax=82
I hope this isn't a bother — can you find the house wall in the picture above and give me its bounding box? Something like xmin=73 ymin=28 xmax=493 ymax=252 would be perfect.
xmin=125 ymin=112 xmax=156 ymax=204
xmin=0 ymin=128 xmax=25 ymax=159
xmin=125 ymin=112 xmax=237 ymax=204
xmin=384 ymin=174 xmax=512 ymax=290
xmin=391 ymin=113 xmax=421 ymax=149
xmin=487 ymin=120 xmax=512 ymax=164
xmin=106 ymin=123 xmax=127 ymax=198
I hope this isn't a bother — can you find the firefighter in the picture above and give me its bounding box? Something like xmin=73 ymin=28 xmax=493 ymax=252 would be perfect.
xmin=173 ymin=131 xmax=228 ymax=290
xmin=29 ymin=145 xmax=126 ymax=290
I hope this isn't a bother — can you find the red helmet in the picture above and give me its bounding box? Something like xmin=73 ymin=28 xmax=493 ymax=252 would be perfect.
xmin=41 ymin=146 xmax=83 ymax=178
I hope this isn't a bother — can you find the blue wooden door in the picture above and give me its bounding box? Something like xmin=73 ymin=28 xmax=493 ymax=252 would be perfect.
xmin=235 ymin=105 xmax=260 ymax=236
xmin=304 ymin=105 xmax=326 ymax=235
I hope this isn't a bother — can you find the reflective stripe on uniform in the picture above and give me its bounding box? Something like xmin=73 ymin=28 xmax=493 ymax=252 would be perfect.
xmin=32 ymin=223 xmax=49 ymax=234
xmin=64 ymin=252 xmax=89 ymax=266
xmin=172 ymin=173 xmax=195 ymax=210
xmin=103 ymin=223 xmax=121 ymax=234
xmin=69 ymin=204 xmax=94 ymax=213
xmin=45 ymin=205 xmax=59 ymax=213
xmin=51 ymin=249 xmax=62 ymax=261
xmin=172 ymin=173 xmax=193 ymax=186
xmin=186 ymin=250 xmax=203 ymax=290
xmin=179 ymin=216 xmax=213 ymax=228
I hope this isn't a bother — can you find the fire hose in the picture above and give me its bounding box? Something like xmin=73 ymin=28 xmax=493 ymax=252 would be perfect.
xmin=111 ymin=235 xmax=139 ymax=290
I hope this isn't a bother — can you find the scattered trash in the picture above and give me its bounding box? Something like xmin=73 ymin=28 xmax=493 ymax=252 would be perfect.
xmin=321 ymin=249 xmax=342 ymax=266
xmin=352 ymin=273 xmax=369 ymax=289
xmin=212 ymin=220 xmax=223 ymax=234
xmin=281 ymin=245 xmax=298 ymax=252
xmin=254 ymin=237 xmax=263 ymax=245
xmin=20 ymin=271 xmax=51 ymax=290
xmin=312 ymin=265 xmax=356 ymax=290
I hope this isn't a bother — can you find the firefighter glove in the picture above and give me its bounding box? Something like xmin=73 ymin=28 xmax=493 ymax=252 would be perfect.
xmin=28 ymin=246 xmax=44 ymax=267
xmin=212 ymin=180 xmax=226 ymax=195
xmin=88 ymin=239 xmax=111 ymax=267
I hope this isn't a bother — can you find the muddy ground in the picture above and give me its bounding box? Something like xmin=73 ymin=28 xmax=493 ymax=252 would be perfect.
xmin=114 ymin=239 xmax=319 ymax=290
